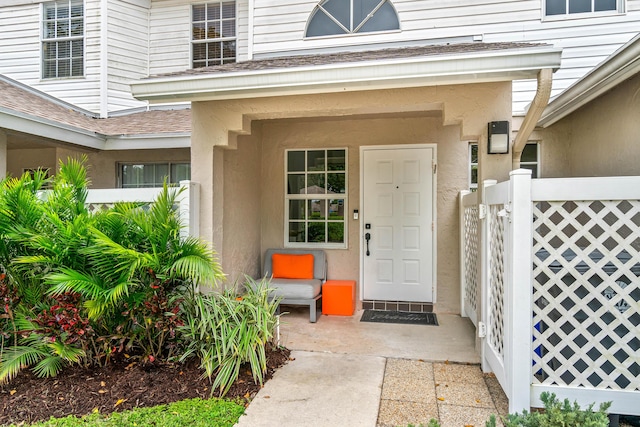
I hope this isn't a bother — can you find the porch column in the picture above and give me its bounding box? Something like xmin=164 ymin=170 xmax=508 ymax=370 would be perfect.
xmin=0 ymin=131 xmax=6 ymax=178
xmin=191 ymin=102 xmax=247 ymax=290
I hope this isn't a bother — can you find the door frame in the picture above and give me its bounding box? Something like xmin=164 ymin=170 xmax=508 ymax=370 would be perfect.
xmin=359 ymin=144 xmax=438 ymax=304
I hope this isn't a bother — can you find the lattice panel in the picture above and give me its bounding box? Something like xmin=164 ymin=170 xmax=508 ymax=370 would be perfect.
xmin=532 ymin=200 xmax=640 ymax=391
xmin=488 ymin=205 xmax=506 ymax=358
xmin=86 ymin=203 xmax=115 ymax=213
xmin=463 ymin=205 xmax=480 ymax=321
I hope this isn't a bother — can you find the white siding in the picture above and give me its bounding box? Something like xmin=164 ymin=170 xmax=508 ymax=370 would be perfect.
xmin=0 ymin=0 xmax=102 ymax=113
xmin=107 ymin=0 xmax=150 ymax=111
xmin=249 ymin=0 xmax=640 ymax=114
xmin=148 ymin=0 xmax=248 ymax=75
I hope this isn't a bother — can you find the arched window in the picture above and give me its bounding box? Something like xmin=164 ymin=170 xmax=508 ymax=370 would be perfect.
xmin=305 ymin=0 xmax=399 ymax=37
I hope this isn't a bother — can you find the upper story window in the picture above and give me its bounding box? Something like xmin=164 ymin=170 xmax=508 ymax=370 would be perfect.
xmin=285 ymin=149 xmax=347 ymax=248
xmin=42 ymin=0 xmax=84 ymax=79
xmin=192 ymin=1 xmax=236 ymax=68
xmin=305 ymin=0 xmax=399 ymax=38
xmin=119 ymin=163 xmax=191 ymax=188
xmin=544 ymin=0 xmax=621 ymax=16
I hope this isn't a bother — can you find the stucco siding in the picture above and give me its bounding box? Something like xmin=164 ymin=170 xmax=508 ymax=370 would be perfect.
xmin=255 ymin=116 xmax=467 ymax=313
xmin=540 ymin=73 xmax=640 ymax=178
xmin=222 ymin=128 xmax=263 ymax=283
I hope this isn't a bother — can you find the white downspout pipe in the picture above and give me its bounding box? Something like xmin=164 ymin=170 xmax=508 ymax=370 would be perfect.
xmin=512 ymin=68 xmax=553 ymax=169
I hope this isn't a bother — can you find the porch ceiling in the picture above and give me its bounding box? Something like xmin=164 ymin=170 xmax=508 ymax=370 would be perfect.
xmin=131 ymin=43 xmax=563 ymax=104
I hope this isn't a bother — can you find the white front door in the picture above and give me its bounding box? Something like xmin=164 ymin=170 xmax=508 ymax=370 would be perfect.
xmin=361 ymin=146 xmax=435 ymax=302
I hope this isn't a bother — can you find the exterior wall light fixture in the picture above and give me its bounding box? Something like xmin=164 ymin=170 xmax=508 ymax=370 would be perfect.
xmin=488 ymin=121 xmax=510 ymax=154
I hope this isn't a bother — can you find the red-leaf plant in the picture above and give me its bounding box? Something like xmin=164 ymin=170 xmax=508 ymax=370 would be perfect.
xmin=121 ymin=269 xmax=185 ymax=363
xmin=31 ymin=292 xmax=93 ymax=348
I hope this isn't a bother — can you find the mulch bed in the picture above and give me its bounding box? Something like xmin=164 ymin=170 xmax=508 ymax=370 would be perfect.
xmin=0 ymin=346 xmax=291 ymax=426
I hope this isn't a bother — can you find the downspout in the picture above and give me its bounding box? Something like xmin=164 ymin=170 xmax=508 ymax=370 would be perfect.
xmin=512 ymin=68 xmax=553 ymax=169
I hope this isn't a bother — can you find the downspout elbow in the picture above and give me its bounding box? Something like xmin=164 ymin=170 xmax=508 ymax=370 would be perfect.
xmin=512 ymin=68 xmax=553 ymax=170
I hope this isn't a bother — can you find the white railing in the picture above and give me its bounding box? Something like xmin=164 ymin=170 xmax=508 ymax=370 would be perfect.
xmin=85 ymin=180 xmax=199 ymax=239
xmin=460 ymin=172 xmax=640 ymax=415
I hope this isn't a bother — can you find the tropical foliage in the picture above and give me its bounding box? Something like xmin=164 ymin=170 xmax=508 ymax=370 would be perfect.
xmin=0 ymin=158 xmax=230 ymax=383
xmin=179 ymin=277 xmax=281 ymax=396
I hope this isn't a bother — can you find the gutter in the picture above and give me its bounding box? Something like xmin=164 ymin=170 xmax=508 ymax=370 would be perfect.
xmin=132 ymin=46 xmax=562 ymax=103
xmin=512 ymin=68 xmax=553 ymax=169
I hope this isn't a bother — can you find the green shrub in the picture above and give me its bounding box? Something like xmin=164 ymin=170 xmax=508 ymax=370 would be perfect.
xmin=14 ymin=397 xmax=244 ymax=427
xmin=486 ymin=392 xmax=611 ymax=427
xmin=179 ymin=277 xmax=281 ymax=396
xmin=0 ymin=158 xmax=224 ymax=383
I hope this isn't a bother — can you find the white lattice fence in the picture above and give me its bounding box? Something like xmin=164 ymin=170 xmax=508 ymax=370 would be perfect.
xmin=529 ymin=177 xmax=640 ymax=414
xmin=532 ymin=199 xmax=640 ymax=391
xmin=460 ymin=190 xmax=480 ymax=325
xmin=487 ymin=204 xmax=506 ymax=360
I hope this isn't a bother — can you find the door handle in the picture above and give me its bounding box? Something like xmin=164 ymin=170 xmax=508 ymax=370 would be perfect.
xmin=365 ymin=232 xmax=371 ymax=256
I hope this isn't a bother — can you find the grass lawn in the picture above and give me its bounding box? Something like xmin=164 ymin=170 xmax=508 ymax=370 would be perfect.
xmin=10 ymin=398 xmax=245 ymax=427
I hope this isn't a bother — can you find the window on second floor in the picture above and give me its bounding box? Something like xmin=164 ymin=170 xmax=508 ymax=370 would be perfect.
xmin=192 ymin=1 xmax=236 ymax=68
xmin=544 ymin=0 xmax=621 ymax=16
xmin=305 ymin=0 xmax=400 ymax=38
xmin=42 ymin=0 xmax=84 ymax=79
xmin=118 ymin=163 xmax=191 ymax=188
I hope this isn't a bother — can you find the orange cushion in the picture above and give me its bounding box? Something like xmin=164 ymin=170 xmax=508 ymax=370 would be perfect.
xmin=271 ymin=254 xmax=314 ymax=279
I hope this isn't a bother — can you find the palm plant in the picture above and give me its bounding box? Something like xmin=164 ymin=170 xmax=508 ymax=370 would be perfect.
xmin=0 ymin=158 xmax=224 ymax=382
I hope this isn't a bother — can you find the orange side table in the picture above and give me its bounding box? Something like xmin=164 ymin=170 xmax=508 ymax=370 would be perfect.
xmin=322 ymin=280 xmax=356 ymax=316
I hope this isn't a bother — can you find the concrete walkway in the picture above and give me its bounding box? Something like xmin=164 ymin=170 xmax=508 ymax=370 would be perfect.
xmin=235 ymin=308 xmax=511 ymax=427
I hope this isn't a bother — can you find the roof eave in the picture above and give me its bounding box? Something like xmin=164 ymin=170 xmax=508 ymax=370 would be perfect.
xmin=131 ymin=46 xmax=563 ymax=103
xmin=538 ymin=33 xmax=640 ymax=128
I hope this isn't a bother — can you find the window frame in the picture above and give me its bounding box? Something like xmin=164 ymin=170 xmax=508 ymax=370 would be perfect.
xmin=469 ymin=142 xmax=479 ymax=190
xmin=41 ymin=0 xmax=85 ymax=79
xmin=284 ymin=148 xmax=348 ymax=249
xmin=542 ymin=0 xmax=624 ymax=19
xmin=468 ymin=142 xmax=540 ymax=190
xmin=520 ymin=142 xmax=540 ymax=178
xmin=117 ymin=162 xmax=191 ymax=189
xmin=191 ymin=1 xmax=237 ymax=68
xmin=304 ymin=0 xmax=400 ymax=39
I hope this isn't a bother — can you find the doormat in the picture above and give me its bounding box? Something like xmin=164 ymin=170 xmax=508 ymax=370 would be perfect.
xmin=360 ymin=310 xmax=438 ymax=326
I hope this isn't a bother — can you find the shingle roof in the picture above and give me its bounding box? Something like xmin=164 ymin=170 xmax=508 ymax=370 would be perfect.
xmin=153 ymin=42 xmax=551 ymax=78
xmin=0 ymin=77 xmax=191 ymax=137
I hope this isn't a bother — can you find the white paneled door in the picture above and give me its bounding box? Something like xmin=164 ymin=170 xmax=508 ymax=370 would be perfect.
xmin=362 ymin=146 xmax=435 ymax=302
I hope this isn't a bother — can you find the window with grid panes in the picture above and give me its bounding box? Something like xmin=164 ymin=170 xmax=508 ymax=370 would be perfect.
xmin=545 ymin=0 xmax=621 ymax=16
xmin=119 ymin=163 xmax=191 ymax=188
xmin=306 ymin=0 xmax=399 ymax=37
xmin=285 ymin=149 xmax=347 ymax=248
xmin=42 ymin=0 xmax=84 ymax=78
xmin=192 ymin=1 xmax=236 ymax=67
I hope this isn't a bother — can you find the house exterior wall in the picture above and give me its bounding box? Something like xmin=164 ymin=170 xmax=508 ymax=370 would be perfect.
xmin=0 ymin=0 xmax=151 ymax=114
xmin=6 ymin=147 xmax=190 ymax=187
xmin=533 ymin=73 xmax=640 ymax=178
xmin=0 ymin=0 xmax=103 ymax=112
xmin=106 ymin=0 xmax=151 ymax=112
xmin=257 ymin=116 xmax=466 ymax=313
xmin=221 ymin=126 xmax=263 ymax=283
xmin=192 ymin=81 xmax=513 ymax=313
xmin=2 ymin=0 xmax=639 ymax=115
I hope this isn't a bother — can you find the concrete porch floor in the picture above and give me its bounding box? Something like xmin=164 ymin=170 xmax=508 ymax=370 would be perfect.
xmin=278 ymin=306 xmax=481 ymax=364
xmin=262 ymin=306 xmax=512 ymax=427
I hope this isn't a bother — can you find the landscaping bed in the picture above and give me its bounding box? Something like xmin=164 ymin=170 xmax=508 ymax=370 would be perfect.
xmin=0 ymin=346 xmax=290 ymax=425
